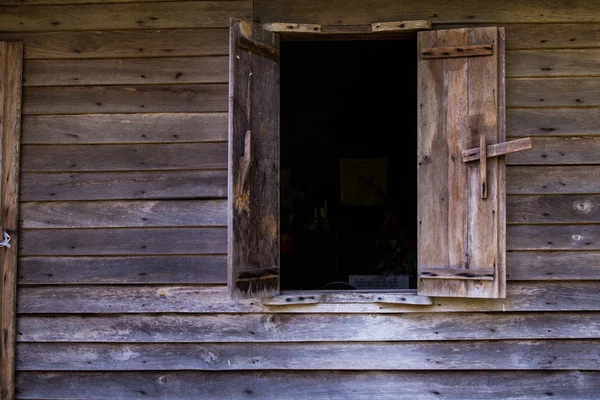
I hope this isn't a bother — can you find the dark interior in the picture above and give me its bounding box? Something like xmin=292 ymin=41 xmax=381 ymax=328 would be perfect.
xmin=280 ymin=39 xmax=418 ymax=290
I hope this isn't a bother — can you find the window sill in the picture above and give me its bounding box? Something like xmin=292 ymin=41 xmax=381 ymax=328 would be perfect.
xmin=262 ymin=290 xmax=432 ymax=306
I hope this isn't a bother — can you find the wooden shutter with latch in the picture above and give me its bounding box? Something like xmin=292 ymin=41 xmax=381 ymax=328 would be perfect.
xmin=417 ymin=27 xmax=531 ymax=298
xmin=228 ymin=20 xmax=281 ymax=300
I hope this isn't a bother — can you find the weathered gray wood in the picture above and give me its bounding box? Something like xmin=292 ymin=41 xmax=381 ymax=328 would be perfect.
xmin=505 ymin=23 xmax=600 ymax=49
xmin=508 ymin=224 xmax=600 ymax=250
xmin=17 ymin=282 xmax=600 ymax=314
xmin=17 ymin=312 xmax=600 ymax=343
xmin=255 ymin=0 xmax=600 ymax=24
xmin=0 ymin=29 xmax=229 ymax=59
xmin=24 ymin=56 xmax=228 ymax=86
xmin=262 ymin=22 xmax=322 ymax=34
xmin=421 ymin=43 xmax=493 ymax=59
xmin=507 ymin=195 xmax=600 ymax=224
xmin=22 ymin=113 xmax=227 ymax=144
xmin=372 ymin=20 xmax=431 ymax=32
xmin=23 ymin=84 xmax=228 ymax=115
xmin=16 ymin=370 xmax=600 ymax=400
xmin=21 ymin=143 xmax=227 ymax=172
xmin=19 ymin=227 xmax=226 ymax=256
xmin=507 ymin=77 xmax=600 ymax=107
xmin=507 ymin=251 xmax=600 ymax=280
xmin=21 ymin=200 xmax=226 ymax=228
xmin=20 ymin=170 xmax=227 ymax=201
xmin=420 ymin=268 xmax=494 ymax=280
xmin=507 ymin=166 xmax=600 ymax=194
xmin=0 ymin=1 xmax=252 ymax=32
xmin=263 ymin=292 xmax=432 ymax=306
xmin=507 ymin=49 xmax=600 ymax=77
xmin=462 ymin=138 xmax=531 ymax=162
xmin=15 ymin=340 xmax=600 ymax=371
xmin=18 ymin=255 xmax=226 ymax=284
xmin=418 ymin=27 xmax=505 ymax=298
xmin=229 ymin=21 xmax=280 ymax=300
xmin=507 ymin=137 xmax=600 ymax=165
xmin=0 ymin=41 xmax=22 ymax=400
xmin=507 ymin=108 xmax=600 ymax=137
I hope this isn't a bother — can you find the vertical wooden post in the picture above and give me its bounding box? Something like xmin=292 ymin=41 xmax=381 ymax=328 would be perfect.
xmin=0 ymin=42 xmax=23 ymax=400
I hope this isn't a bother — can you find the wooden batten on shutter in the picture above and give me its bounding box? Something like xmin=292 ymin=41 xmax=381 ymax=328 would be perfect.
xmin=228 ymin=20 xmax=280 ymax=299
xmin=417 ymin=27 xmax=528 ymax=299
xmin=0 ymin=42 xmax=23 ymax=400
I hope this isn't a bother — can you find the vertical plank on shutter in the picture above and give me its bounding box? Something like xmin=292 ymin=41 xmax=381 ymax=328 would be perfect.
xmin=228 ymin=21 xmax=280 ymax=299
xmin=418 ymin=27 xmax=505 ymax=298
xmin=0 ymin=41 xmax=23 ymax=400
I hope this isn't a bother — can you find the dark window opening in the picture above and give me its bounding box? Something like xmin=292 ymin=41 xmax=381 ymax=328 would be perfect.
xmin=280 ymin=39 xmax=418 ymax=291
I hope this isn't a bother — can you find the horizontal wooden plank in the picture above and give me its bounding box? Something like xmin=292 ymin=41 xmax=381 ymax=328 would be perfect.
xmin=21 ymin=200 xmax=226 ymax=228
xmin=15 ymin=340 xmax=600 ymax=371
xmin=18 ymin=255 xmax=226 ymax=284
xmin=23 ymin=83 xmax=228 ymax=114
xmin=24 ymin=56 xmax=228 ymax=86
xmin=508 ymin=251 xmax=600 ymax=280
xmin=21 ymin=143 xmax=227 ymax=172
xmin=255 ymin=0 xmax=600 ymax=24
xmin=507 ymin=195 xmax=600 ymax=224
xmin=505 ymin=23 xmax=600 ymax=49
xmin=507 ymin=108 xmax=600 ymax=137
xmin=0 ymin=29 xmax=229 ymax=60
xmin=19 ymin=227 xmax=226 ymax=256
xmin=20 ymin=169 xmax=227 ymax=201
xmin=508 ymin=224 xmax=600 ymax=250
xmin=420 ymin=268 xmax=494 ymax=280
xmin=506 ymin=137 xmax=600 ymax=165
xmin=22 ymin=113 xmax=227 ymax=144
xmin=17 ymin=312 xmax=600 ymax=343
xmin=16 ymin=282 xmax=600 ymax=313
xmin=507 ymin=77 xmax=600 ymax=107
xmin=421 ymin=44 xmax=493 ymax=59
xmin=16 ymin=370 xmax=600 ymax=400
xmin=0 ymin=1 xmax=251 ymax=32
xmin=1 ymin=0 xmax=220 ymax=5
xmin=507 ymin=166 xmax=600 ymax=194
xmin=463 ymin=138 xmax=532 ymax=162
xmin=507 ymin=49 xmax=600 ymax=77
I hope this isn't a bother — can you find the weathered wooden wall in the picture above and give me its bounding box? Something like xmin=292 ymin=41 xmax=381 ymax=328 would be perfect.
xmin=3 ymin=0 xmax=600 ymax=398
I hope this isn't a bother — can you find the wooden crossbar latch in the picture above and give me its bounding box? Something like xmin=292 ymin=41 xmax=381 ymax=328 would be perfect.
xmin=463 ymin=137 xmax=532 ymax=199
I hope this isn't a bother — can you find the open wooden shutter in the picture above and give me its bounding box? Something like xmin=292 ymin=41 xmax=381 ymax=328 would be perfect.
xmin=228 ymin=20 xmax=280 ymax=299
xmin=0 ymin=42 xmax=23 ymax=400
xmin=417 ymin=27 xmax=528 ymax=299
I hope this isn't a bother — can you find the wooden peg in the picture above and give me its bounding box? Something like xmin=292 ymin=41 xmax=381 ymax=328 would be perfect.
xmin=480 ymin=134 xmax=487 ymax=199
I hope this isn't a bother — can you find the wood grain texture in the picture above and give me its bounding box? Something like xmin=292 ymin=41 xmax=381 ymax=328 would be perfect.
xmin=507 ymin=49 xmax=600 ymax=77
xmin=18 ymin=255 xmax=226 ymax=284
xmin=507 ymin=166 xmax=600 ymax=194
xmin=228 ymin=21 xmax=280 ymax=300
xmin=0 ymin=1 xmax=251 ymax=32
xmin=507 ymin=195 xmax=600 ymax=224
xmin=19 ymin=227 xmax=226 ymax=255
xmin=24 ymin=56 xmax=228 ymax=86
xmin=22 ymin=113 xmax=227 ymax=144
xmin=15 ymin=370 xmax=600 ymax=400
xmin=17 ymin=312 xmax=600 ymax=343
xmin=507 ymin=108 xmax=600 ymax=137
xmin=20 ymin=200 xmax=227 ymax=228
xmin=0 ymin=41 xmax=22 ymax=400
xmin=255 ymin=0 xmax=600 ymax=24
xmin=20 ymin=170 xmax=227 ymax=201
xmin=507 ymin=251 xmax=600 ymax=280
xmin=0 ymin=29 xmax=229 ymax=60
xmin=507 ymin=77 xmax=600 ymax=107
xmin=505 ymin=23 xmax=600 ymax=49
xmin=508 ymin=224 xmax=600 ymax=250
xmin=507 ymin=137 xmax=600 ymax=165
xmin=16 ymin=282 xmax=600 ymax=314
xmin=21 ymin=143 xmax=227 ymax=172
xmin=15 ymin=340 xmax=600 ymax=371
xmin=23 ymin=84 xmax=228 ymax=115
